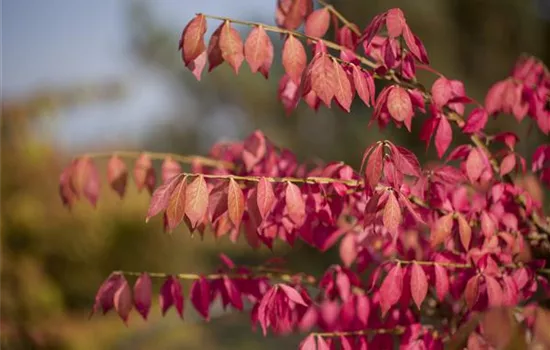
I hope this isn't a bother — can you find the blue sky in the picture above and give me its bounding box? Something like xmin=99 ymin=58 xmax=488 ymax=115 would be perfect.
xmin=2 ymin=0 xmax=273 ymax=150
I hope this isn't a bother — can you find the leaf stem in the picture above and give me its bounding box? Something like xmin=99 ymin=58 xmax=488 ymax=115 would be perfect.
xmin=316 ymin=0 xmax=361 ymax=36
xmin=312 ymin=326 xmax=406 ymax=337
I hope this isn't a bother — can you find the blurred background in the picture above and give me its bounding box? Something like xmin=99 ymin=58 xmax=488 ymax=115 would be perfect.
xmin=1 ymin=0 xmax=549 ymax=349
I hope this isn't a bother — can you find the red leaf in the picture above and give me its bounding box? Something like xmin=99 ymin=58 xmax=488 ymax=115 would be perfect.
xmin=244 ymin=25 xmax=273 ymax=78
xmin=410 ymin=263 xmax=428 ymax=310
xmin=485 ymin=276 xmax=503 ymax=307
xmin=390 ymin=144 xmax=421 ymax=177
xmin=299 ymin=334 xmax=316 ymax=350
xmin=463 ymin=108 xmax=488 ymax=134
xmin=352 ymin=65 xmax=374 ymax=107
xmin=80 ymin=157 xmax=100 ymax=207
xmin=191 ymin=276 xmax=211 ymax=320
xmin=207 ymin=23 xmax=224 ymax=71
xmin=364 ymin=191 xmax=381 ymax=227
xmin=434 ymin=264 xmax=449 ymax=301
xmin=403 ymin=26 xmax=429 ymax=64
xmin=480 ymin=211 xmax=496 ymax=238
xmin=256 ymin=177 xmax=275 ymax=220
xmin=464 ymin=275 xmax=480 ymax=309
xmin=187 ymin=51 xmax=207 ymax=81
xmin=147 ymin=175 xmax=183 ymax=222
xmin=457 ymin=213 xmax=471 ymax=251
xmin=383 ymin=191 xmax=401 ymax=234
xmin=219 ymin=21 xmax=244 ymax=74
xmin=185 ymin=175 xmax=209 ymax=229
xmin=431 ymin=77 xmax=453 ymax=107
xmin=365 ymin=143 xmax=384 ymax=189
xmin=107 ymin=155 xmax=128 ymax=198
xmin=161 ymin=156 xmax=182 ymax=184
xmin=430 ymin=213 xmax=454 ymax=247
xmin=165 ymin=176 xmax=188 ymax=231
xmin=285 ymin=181 xmax=306 ymax=226
xmin=339 ymin=234 xmax=358 ymax=267
xmin=133 ymin=273 xmax=152 ymax=320
xmin=380 ymin=264 xmax=403 ymax=316
xmin=435 ymin=116 xmax=452 ymax=158
xmin=279 ymin=284 xmax=308 ymax=306
xmin=500 ymin=153 xmax=516 ymax=176
xmin=387 ymin=86 xmax=413 ymax=122
xmin=305 ymin=8 xmax=330 ymax=38
xmin=309 ymin=54 xmax=336 ymax=107
xmin=332 ymin=60 xmax=353 ymax=112
xmin=59 ymin=162 xmax=78 ymax=209
xmin=133 ymin=153 xmax=156 ymax=195
xmin=227 ymin=178 xmax=245 ymax=229
xmin=90 ymin=273 xmax=124 ymax=318
xmin=282 ymin=34 xmax=307 ymax=84
xmin=466 ymin=147 xmax=484 ymax=183
xmin=159 ymin=276 xmax=184 ymax=318
xmin=317 ymin=336 xmax=330 ymax=350
xmin=386 ymin=8 xmax=406 ymax=38
xmin=181 ymin=14 xmax=207 ymax=66
xmin=114 ymin=277 xmax=133 ymax=324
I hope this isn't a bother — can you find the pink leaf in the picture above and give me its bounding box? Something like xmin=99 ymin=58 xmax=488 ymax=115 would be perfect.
xmin=380 ymin=264 xmax=403 ymax=316
xmin=279 ymin=284 xmax=307 ymax=306
xmin=185 ymin=175 xmax=209 ymax=229
xmin=133 ymin=273 xmax=152 ymax=320
xmin=383 ymin=191 xmax=401 ymax=234
xmin=191 ymin=276 xmax=211 ymax=320
xmin=500 ymin=153 xmax=516 ymax=176
xmin=431 ymin=77 xmax=453 ymax=107
xmin=282 ymin=34 xmax=307 ymax=84
xmin=114 ymin=278 xmax=133 ymax=324
xmin=305 ymin=8 xmax=330 ymax=38
xmin=385 ymin=8 xmax=406 ymax=38
xmin=256 ymin=177 xmax=275 ymax=220
xmin=463 ymin=108 xmax=488 ymax=134
xmin=387 ymin=86 xmax=413 ymax=122
xmin=299 ymin=334 xmax=317 ymax=350
xmin=285 ymin=182 xmax=306 ymax=226
xmin=435 ymin=116 xmax=452 ymax=158
xmin=410 ymin=263 xmax=428 ymax=309
xmin=227 ymin=178 xmax=245 ymax=229
xmin=159 ymin=276 xmax=184 ymax=318
xmin=434 ymin=264 xmax=449 ymax=301
xmin=107 ymin=155 xmax=128 ymax=198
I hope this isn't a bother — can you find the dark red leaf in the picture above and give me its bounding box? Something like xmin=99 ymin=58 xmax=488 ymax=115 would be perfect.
xmin=159 ymin=276 xmax=184 ymax=318
xmin=133 ymin=273 xmax=152 ymax=320
xmin=147 ymin=175 xmax=183 ymax=222
xmin=191 ymin=276 xmax=211 ymax=320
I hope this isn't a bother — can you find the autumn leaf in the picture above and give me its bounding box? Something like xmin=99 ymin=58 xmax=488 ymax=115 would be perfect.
xmin=282 ymin=34 xmax=306 ymax=84
xmin=181 ymin=14 xmax=207 ymax=66
xmin=383 ymin=191 xmax=401 ymax=234
xmin=227 ymin=178 xmax=245 ymax=229
xmin=244 ymin=25 xmax=273 ymax=78
xmin=185 ymin=175 xmax=209 ymax=229
xmin=219 ymin=21 xmax=244 ymax=73
xmin=430 ymin=213 xmax=454 ymax=247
